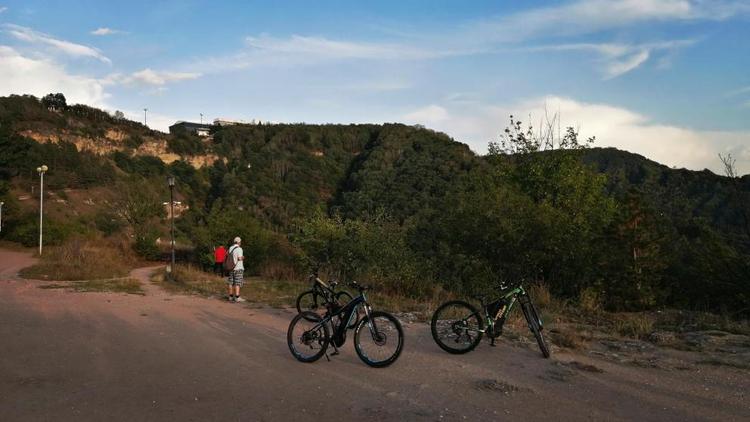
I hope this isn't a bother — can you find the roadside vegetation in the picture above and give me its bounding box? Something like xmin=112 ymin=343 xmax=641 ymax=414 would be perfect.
xmin=20 ymin=237 xmax=137 ymax=281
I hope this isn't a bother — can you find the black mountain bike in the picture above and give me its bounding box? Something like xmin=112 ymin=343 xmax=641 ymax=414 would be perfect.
xmin=295 ymin=274 xmax=360 ymax=328
xmin=287 ymin=282 xmax=404 ymax=368
xmin=431 ymin=282 xmax=550 ymax=358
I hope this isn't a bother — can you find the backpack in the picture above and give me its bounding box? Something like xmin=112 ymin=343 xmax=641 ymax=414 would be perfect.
xmin=223 ymin=246 xmax=238 ymax=271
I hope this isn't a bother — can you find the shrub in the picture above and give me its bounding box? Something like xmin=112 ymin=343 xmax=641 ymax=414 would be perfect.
xmin=133 ymin=229 xmax=161 ymax=260
xmin=6 ymin=213 xmax=82 ymax=247
xmin=94 ymin=211 xmax=124 ymax=236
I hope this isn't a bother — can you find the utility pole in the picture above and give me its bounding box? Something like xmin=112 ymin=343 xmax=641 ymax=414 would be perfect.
xmin=200 ymin=113 xmax=203 ymax=124
xmin=167 ymin=176 xmax=176 ymax=277
xmin=144 ymin=108 xmax=148 ymax=126
xmin=0 ymin=201 xmax=4 ymax=233
xmin=36 ymin=165 xmax=48 ymax=255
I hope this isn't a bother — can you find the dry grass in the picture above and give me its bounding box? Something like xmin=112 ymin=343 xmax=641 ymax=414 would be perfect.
xmin=20 ymin=238 xmax=136 ymax=281
xmin=612 ymin=313 xmax=656 ymax=339
xmin=652 ymin=310 xmax=750 ymax=336
xmin=39 ymin=278 xmax=144 ymax=295
xmin=369 ymin=284 xmax=457 ymax=319
xmin=151 ymin=264 xmax=309 ymax=308
xmin=549 ymin=327 xmax=588 ymax=349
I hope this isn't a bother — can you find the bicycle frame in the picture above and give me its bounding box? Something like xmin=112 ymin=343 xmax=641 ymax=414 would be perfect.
xmin=307 ymin=289 xmax=377 ymax=348
xmin=462 ymin=284 xmax=542 ymax=335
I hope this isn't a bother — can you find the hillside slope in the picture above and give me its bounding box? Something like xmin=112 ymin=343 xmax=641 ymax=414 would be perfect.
xmin=1 ymin=94 xmax=748 ymax=313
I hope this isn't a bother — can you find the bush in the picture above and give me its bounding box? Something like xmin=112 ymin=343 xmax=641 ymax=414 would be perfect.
xmin=6 ymin=213 xmax=82 ymax=247
xmin=292 ymin=210 xmax=430 ymax=297
xmin=94 ymin=211 xmax=124 ymax=236
xmin=133 ymin=230 xmax=161 ymax=260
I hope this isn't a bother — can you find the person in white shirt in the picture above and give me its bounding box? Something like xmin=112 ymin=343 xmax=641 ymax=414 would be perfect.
xmin=226 ymin=237 xmax=245 ymax=302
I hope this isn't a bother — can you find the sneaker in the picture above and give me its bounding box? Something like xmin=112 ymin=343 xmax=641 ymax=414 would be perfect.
xmin=235 ymin=297 xmax=246 ymax=303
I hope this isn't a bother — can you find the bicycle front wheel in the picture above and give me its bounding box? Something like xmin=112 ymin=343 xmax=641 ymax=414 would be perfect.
xmin=354 ymin=311 xmax=404 ymax=368
xmin=430 ymin=300 xmax=484 ymax=354
xmin=521 ymin=301 xmax=551 ymax=358
xmin=287 ymin=311 xmax=330 ymax=363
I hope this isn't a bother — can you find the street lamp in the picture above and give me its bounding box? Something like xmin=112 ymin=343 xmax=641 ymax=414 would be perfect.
xmin=36 ymin=165 xmax=48 ymax=255
xmin=0 ymin=201 xmax=4 ymax=233
xmin=167 ymin=175 xmax=176 ymax=275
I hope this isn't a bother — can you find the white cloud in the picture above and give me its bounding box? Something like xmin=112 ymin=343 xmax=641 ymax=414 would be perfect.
xmin=106 ymin=68 xmax=202 ymax=86
xmin=90 ymin=27 xmax=123 ymax=36
xmin=0 ymin=45 xmax=107 ymax=105
xmin=402 ymin=96 xmax=750 ymax=175
xmin=3 ymin=24 xmax=111 ymax=63
xmin=403 ymin=105 xmax=450 ymax=124
xmin=0 ymin=7 xmax=7 ymax=13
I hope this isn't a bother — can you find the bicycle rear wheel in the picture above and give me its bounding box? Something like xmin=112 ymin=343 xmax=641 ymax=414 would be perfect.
xmin=430 ymin=300 xmax=484 ymax=354
xmin=287 ymin=311 xmax=330 ymax=363
xmin=354 ymin=311 xmax=404 ymax=368
xmin=296 ymin=290 xmax=324 ymax=319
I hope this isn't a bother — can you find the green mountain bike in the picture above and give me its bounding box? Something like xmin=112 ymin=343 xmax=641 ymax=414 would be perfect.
xmin=430 ymin=283 xmax=550 ymax=358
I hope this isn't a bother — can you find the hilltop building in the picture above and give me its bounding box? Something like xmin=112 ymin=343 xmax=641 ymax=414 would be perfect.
xmin=169 ymin=117 xmax=272 ymax=136
xmin=169 ymin=121 xmax=212 ymax=137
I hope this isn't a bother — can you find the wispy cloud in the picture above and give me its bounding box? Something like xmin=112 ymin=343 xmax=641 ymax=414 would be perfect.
xmin=187 ymin=1 xmax=745 ymax=78
xmin=245 ymin=34 xmax=454 ymax=61
xmin=464 ymin=0 xmax=750 ymax=44
xmin=91 ymin=27 xmax=125 ymax=36
xmin=524 ymin=39 xmax=696 ymax=78
xmin=104 ymin=68 xmax=201 ymax=86
xmin=3 ymin=24 xmax=111 ymax=63
xmin=192 ymin=34 xmax=458 ymax=74
xmin=0 ymin=7 xmax=8 ymax=14
xmin=726 ymin=85 xmax=750 ymax=97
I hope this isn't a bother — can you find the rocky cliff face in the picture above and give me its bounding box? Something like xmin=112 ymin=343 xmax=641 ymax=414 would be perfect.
xmin=19 ymin=129 xmax=219 ymax=168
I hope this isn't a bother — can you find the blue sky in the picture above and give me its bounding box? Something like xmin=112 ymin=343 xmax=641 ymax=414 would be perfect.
xmin=1 ymin=0 xmax=749 ymax=173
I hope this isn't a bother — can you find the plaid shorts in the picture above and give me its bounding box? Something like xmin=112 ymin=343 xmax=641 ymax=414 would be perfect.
xmin=227 ymin=269 xmax=244 ymax=287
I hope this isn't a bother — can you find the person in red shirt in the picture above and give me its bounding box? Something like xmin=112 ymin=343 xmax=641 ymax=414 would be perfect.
xmin=214 ymin=245 xmax=227 ymax=275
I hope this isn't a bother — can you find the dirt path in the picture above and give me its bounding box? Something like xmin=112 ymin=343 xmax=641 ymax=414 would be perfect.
xmin=1 ymin=249 xmax=748 ymax=421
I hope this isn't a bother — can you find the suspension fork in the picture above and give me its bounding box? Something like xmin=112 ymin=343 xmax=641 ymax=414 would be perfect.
xmin=362 ymin=294 xmax=380 ymax=337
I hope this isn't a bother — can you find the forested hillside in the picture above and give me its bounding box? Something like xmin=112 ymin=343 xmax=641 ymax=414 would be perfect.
xmin=1 ymin=94 xmax=748 ymax=314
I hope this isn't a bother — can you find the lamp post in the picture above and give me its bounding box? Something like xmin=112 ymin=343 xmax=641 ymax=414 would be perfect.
xmin=36 ymin=165 xmax=48 ymax=255
xmin=0 ymin=201 xmax=4 ymax=233
xmin=167 ymin=176 xmax=176 ymax=274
